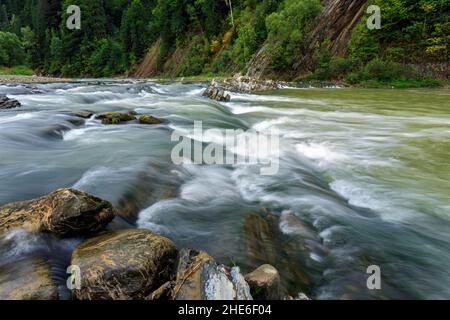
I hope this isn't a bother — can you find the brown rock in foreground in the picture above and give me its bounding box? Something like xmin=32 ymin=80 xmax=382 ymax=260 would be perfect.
xmin=0 ymin=188 xmax=115 ymax=237
xmin=71 ymin=229 xmax=178 ymax=300
xmin=0 ymin=258 xmax=58 ymax=300
xmin=245 ymin=264 xmax=282 ymax=300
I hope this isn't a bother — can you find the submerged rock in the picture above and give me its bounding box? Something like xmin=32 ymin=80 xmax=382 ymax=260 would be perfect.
xmin=202 ymin=81 xmax=231 ymax=102
xmin=171 ymin=249 xmax=252 ymax=300
xmin=245 ymin=264 xmax=282 ymax=300
xmin=96 ymin=112 xmax=136 ymax=124
xmin=0 ymin=188 xmax=115 ymax=237
xmin=71 ymin=229 xmax=178 ymax=300
xmin=67 ymin=111 xmax=94 ymax=119
xmin=139 ymin=114 xmax=163 ymax=125
xmin=0 ymin=258 xmax=58 ymax=300
xmin=0 ymin=95 xmax=21 ymax=109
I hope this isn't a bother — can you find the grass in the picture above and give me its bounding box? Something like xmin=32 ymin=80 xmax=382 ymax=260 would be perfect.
xmin=359 ymin=79 xmax=443 ymax=89
xmin=0 ymin=65 xmax=35 ymax=76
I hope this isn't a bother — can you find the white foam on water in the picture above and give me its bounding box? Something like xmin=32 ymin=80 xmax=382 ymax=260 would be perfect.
xmin=295 ymin=142 xmax=347 ymax=166
xmin=0 ymin=229 xmax=47 ymax=259
xmin=0 ymin=112 xmax=36 ymax=124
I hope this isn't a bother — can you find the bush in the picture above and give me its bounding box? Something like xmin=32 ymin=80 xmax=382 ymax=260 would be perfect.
xmin=359 ymin=59 xmax=420 ymax=82
xmin=0 ymin=65 xmax=34 ymax=75
xmin=178 ymin=36 xmax=209 ymax=76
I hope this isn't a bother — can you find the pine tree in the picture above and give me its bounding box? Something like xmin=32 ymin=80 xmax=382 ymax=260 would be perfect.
xmin=0 ymin=5 xmax=8 ymax=31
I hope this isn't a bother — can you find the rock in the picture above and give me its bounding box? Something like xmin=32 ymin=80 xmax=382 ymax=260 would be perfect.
xmin=0 ymin=258 xmax=58 ymax=300
xmin=245 ymin=264 xmax=282 ymax=300
xmin=139 ymin=114 xmax=163 ymax=125
xmin=216 ymin=76 xmax=280 ymax=94
xmin=148 ymin=281 xmax=174 ymax=300
xmin=0 ymin=95 xmax=21 ymax=109
xmin=96 ymin=112 xmax=136 ymax=124
xmin=285 ymin=292 xmax=311 ymax=300
xmin=67 ymin=111 xmax=94 ymax=119
xmin=171 ymin=249 xmax=252 ymax=300
xmin=202 ymin=81 xmax=231 ymax=102
xmin=71 ymin=229 xmax=178 ymax=300
xmin=0 ymin=188 xmax=115 ymax=238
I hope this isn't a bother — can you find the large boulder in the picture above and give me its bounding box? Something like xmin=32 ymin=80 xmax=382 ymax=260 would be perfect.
xmin=96 ymin=112 xmax=136 ymax=124
xmin=245 ymin=264 xmax=282 ymax=300
xmin=170 ymin=249 xmax=252 ymax=300
xmin=0 ymin=95 xmax=21 ymax=109
xmin=71 ymin=229 xmax=178 ymax=300
xmin=0 ymin=188 xmax=115 ymax=237
xmin=213 ymin=76 xmax=280 ymax=94
xmin=0 ymin=258 xmax=58 ymax=300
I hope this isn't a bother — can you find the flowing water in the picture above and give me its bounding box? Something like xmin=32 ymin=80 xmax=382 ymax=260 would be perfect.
xmin=0 ymin=80 xmax=449 ymax=299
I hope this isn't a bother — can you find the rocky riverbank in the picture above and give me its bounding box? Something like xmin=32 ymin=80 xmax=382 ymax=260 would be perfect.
xmin=202 ymin=76 xmax=283 ymax=101
xmin=0 ymin=75 xmax=73 ymax=84
xmin=0 ymin=188 xmax=305 ymax=300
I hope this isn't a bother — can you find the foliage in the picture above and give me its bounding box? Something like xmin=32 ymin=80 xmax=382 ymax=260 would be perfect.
xmin=0 ymin=31 xmax=26 ymax=66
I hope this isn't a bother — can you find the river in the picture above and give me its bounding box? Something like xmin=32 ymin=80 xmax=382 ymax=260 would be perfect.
xmin=0 ymin=80 xmax=449 ymax=299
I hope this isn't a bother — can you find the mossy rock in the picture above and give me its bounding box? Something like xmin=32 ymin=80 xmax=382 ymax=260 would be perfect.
xmin=96 ymin=112 xmax=136 ymax=125
xmin=139 ymin=115 xmax=163 ymax=125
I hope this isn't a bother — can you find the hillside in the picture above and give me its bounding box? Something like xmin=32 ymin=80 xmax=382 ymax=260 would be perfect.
xmin=0 ymin=0 xmax=448 ymax=85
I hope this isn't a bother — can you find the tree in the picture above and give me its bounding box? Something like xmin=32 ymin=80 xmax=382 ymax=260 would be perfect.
xmin=0 ymin=31 xmax=26 ymax=66
xmin=0 ymin=4 xmax=8 ymax=31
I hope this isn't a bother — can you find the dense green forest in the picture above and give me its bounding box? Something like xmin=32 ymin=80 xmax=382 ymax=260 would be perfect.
xmin=0 ymin=0 xmax=448 ymax=85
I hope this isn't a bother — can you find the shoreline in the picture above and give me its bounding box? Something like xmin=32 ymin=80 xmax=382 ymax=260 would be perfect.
xmin=0 ymin=74 xmax=448 ymax=90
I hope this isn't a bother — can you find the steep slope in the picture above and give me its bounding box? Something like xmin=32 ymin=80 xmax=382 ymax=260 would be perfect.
xmin=247 ymin=0 xmax=367 ymax=79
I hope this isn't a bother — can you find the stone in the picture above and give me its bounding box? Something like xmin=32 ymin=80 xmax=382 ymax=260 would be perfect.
xmin=245 ymin=264 xmax=282 ymax=300
xmin=0 ymin=95 xmax=21 ymax=109
xmin=202 ymin=81 xmax=231 ymax=102
xmin=71 ymin=229 xmax=178 ymax=300
xmin=139 ymin=114 xmax=163 ymax=125
xmin=0 ymin=188 xmax=115 ymax=238
xmin=96 ymin=112 xmax=136 ymax=124
xmin=171 ymin=249 xmax=252 ymax=300
xmin=0 ymin=258 xmax=58 ymax=300
xmin=68 ymin=111 xmax=94 ymax=119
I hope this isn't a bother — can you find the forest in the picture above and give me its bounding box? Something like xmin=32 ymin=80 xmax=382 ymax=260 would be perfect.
xmin=0 ymin=0 xmax=448 ymax=86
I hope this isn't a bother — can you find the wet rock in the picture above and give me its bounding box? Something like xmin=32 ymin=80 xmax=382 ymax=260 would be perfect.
xmin=245 ymin=264 xmax=282 ymax=300
xmin=171 ymin=249 xmax=252 ymax=300
xmin=202 ymin=81 xmax=231 ymax=102
xmin=71 ymin=229 xmax=178 ymax=300
xmin=0 ymin=95 xmax=21 ymax=109
xmin=96 ymin=112 xmax=136 ymax=125
xmin=148 ymin=281 xmax=175 ymax=300
xmin=139 ymin=114 xmax=163 ymax=125
xmin=0 ymin=258 xmax=58 ymax=300
xmin=243 ymin=212 xmax=313 ymax=293
xmin=67 ymin=111 xmax=94 ymax=119
xmin=285 ymin=292 xmax=311 ymax=300
xmin=0 ymin=188 xmax=115 ymax=238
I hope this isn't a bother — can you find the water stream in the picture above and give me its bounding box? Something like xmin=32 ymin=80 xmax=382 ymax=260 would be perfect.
xmin=0 ymin=80 xmax=449 ymax=299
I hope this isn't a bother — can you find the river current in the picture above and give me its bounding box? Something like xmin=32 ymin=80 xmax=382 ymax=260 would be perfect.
xmin=0 ymin=80 xmax=449 ymax=299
